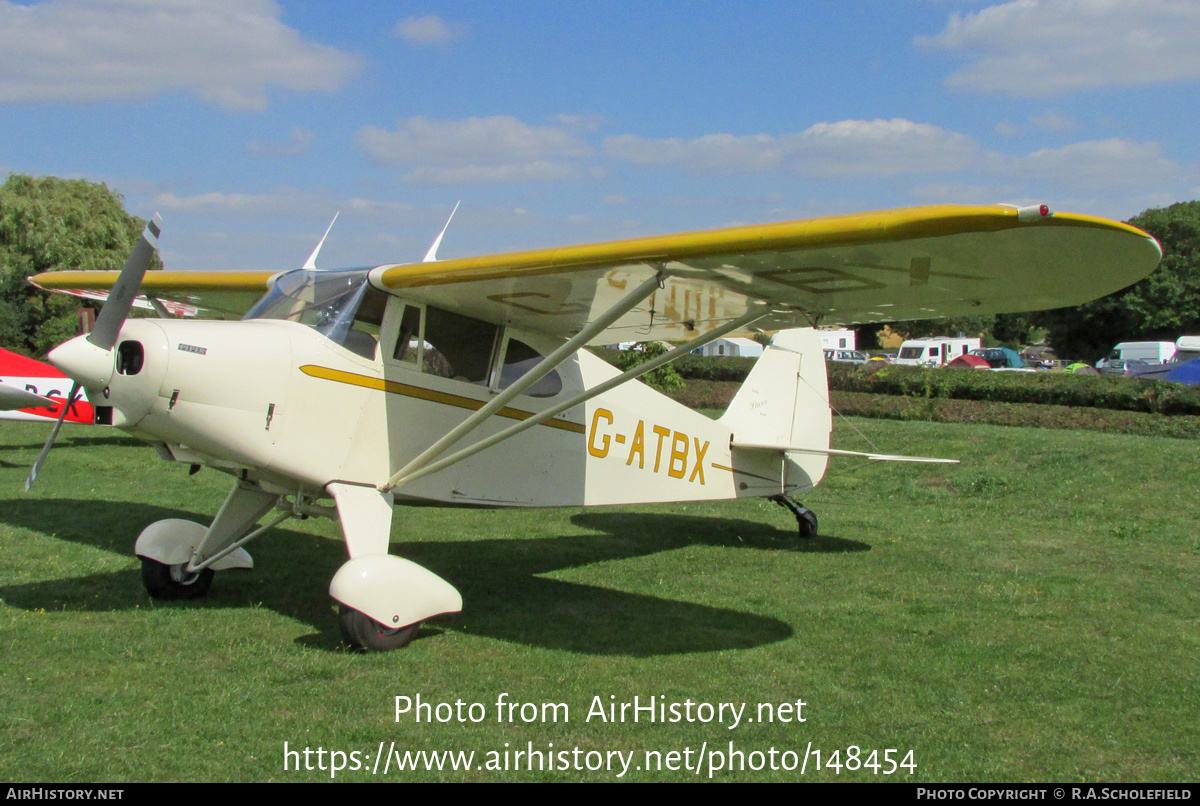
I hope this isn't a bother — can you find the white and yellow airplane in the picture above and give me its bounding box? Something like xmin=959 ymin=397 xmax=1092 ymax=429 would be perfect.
xmin=28 ymin=203 xmax=1161 ymax=651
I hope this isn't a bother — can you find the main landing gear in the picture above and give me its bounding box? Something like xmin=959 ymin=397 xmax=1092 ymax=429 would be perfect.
xmin=140 ymin=558 xmax=214 ymax=600
xmin=769 ymin=494 xmax=818 ymax=539
xmin=338 ymin=605 xmax=421 ymax=652
xmin=131 ymin=481 xmax=463 ymax=653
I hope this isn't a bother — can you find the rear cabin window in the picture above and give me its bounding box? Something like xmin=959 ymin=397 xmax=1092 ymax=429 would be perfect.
xmin=498 ymin=339 xmax=562 ymax=398
xmin=391 ymin=305 xmax=422 ymax=364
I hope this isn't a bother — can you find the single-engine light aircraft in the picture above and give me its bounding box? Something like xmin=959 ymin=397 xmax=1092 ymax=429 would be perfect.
xmin=28 ymin=204 xmax=1161 ymax=651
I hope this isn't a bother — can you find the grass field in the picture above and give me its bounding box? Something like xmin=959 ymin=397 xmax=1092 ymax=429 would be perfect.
xmin=1 ymin=417 xmax=1197 ymax=782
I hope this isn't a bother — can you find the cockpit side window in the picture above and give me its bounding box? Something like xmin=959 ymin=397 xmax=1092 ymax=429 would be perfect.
xmin=381 ymin=303 xmax=560 ymax=397
xmin=420 ymin=307 xmax=499 ymax=384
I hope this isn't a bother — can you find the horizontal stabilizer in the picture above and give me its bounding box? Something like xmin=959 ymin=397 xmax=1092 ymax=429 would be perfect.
xmin=732 ymin=442 xmax=958 ymax=464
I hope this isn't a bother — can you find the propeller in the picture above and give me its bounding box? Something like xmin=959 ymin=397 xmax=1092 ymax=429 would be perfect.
xmin=25 ymin=214 xmax=162 ymax=491
xmin=24 ymin=381 xmax=81 ymax=491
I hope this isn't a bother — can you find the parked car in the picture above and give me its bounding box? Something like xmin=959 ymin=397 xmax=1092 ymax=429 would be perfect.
xmin=969 ymin=347 xmax=1025 ymax=369
xmin=1100 ymin=359 xmax=1150 ymax=376
xmin=823 ymin=349 xmax=869 ymax=364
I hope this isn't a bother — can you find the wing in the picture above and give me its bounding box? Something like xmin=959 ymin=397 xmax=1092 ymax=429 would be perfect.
xmin=28 ymin=270 xmax=277 ymax=320
xmin=367 ymin=204 xmax=1161 ymax=342
xmin=27 ymin=205 xmax=1160 ymax=338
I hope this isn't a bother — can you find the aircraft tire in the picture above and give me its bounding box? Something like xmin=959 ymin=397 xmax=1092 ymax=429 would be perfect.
xmin=338 ymin=605 xmax=420 ymax=652
xmin=797 ymin=510 xmax=818 ymax=539
xmin=140 ymin=558 xmax=214 ymax=600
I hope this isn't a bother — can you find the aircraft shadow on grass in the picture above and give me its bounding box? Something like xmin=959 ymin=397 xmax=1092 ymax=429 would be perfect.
xmin=0 ymin=499 xmax=869 ymax=656
xmin=0 ymin=435 xmax=145 ymax=468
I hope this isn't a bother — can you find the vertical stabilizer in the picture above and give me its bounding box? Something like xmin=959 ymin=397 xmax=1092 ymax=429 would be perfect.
xmin=718 ymin=327 xmax=831 ymax=491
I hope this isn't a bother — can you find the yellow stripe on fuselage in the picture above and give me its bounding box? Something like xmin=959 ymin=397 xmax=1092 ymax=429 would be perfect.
xmin=299 ymin=365 xmax=586 ymax=434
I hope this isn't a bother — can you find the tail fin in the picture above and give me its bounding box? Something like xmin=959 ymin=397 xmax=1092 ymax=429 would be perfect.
xmin=718 ymin=328 xmax=831 ymax=490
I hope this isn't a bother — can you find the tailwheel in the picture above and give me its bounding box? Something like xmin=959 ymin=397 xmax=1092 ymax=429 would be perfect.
xmin=795 ymin=508 xmax=818 ymax=539
xmin=140 ymin=557 xmax=214 ymax=600
xmin=769 ymin=494 xmax=819 ymax=539
xmin=338 ymin=605 xmax=421 ymax=652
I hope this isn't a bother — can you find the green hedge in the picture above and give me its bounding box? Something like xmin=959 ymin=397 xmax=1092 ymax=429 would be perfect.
xmin=827 ymin=363 xmax=1200 ymax=415
xmin=829 ymin=391 xmax=1200 ymax=440
xmin=593 ymin=349 xmax=1200 ymax=415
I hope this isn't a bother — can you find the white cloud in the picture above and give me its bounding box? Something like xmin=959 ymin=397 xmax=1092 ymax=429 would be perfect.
xmin=393 ymin=14 xmax=463 ymax=45
xmin=153 ymin=187 xmax=329 ymax=217
xmin=555 ymin=113 xmax=608 ymax=132
xmin=355 ymin=116 xmax=592 ymax=185
xmin=246 ymin=127 xmax=315 ymax=157
xmin=0 ymin=0 xmax=363 ymax=111
xmin=603 ymin=119 xmax=979 ymax=178
xmin=785 ymin=119 xmax=979 ymax=178
xmin=917 ymin=0 xmax=1200 ymax=96
xmin=1005 ymin=138 xmax=1188 ymax=191
xmin=603 ymin=133 xmax=783 ymax=174
xmin=910 ymin=182 xmax=1024 ymax=205
xmin=1030 ymin=110 xmax=1076 ymax=132
xmin=403 ymin=162 xmax=582 ymax=186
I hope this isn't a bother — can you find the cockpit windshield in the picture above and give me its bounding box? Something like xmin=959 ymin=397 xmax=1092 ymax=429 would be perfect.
xmin=245 ymin=269 xmax=384 ymax=358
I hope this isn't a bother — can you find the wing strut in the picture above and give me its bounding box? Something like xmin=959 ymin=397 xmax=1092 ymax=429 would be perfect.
xmin=380 ymin=302 xmax=769 ymax=492
xmin=380 ymin=270 xmax=667 ymax=492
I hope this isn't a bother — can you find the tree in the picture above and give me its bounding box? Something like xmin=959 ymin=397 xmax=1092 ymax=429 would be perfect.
xmin=612 ymin=341 xmax=684 ymax=393
xmin=0 ymin=174 xmax=154 ymax=356
xmin=884 ymin=315 xmax=996 ymax=342
xmin=1036 ymin=201 xmax=1200 ymax=362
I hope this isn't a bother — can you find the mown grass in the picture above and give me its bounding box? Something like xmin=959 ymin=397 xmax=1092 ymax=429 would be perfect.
xmin=1 ymin=420 xmax=1197 ymax=782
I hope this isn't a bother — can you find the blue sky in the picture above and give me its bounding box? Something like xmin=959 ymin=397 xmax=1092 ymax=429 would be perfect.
xmin=1 ymin=0 xmax=1197 ymax=272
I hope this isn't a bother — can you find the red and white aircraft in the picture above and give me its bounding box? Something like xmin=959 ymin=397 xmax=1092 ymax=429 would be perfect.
xmin=0 ymin=347 xmax=94 ymax=425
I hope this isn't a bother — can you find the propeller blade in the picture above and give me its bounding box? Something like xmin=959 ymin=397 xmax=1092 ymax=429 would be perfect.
xmin=24 ymin=381 xmax=81 ymax=491
xmin=0 ymin=384 xmax=55 ymax=411
xmin=88 ymin=214 xmax=162 ymax=351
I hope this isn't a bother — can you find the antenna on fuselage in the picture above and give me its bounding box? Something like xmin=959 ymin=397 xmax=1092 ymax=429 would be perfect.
xmin=423 ymin=201 xmax=461 ymax=263
xmin=302 ymin=211 xmax=340 ymax=270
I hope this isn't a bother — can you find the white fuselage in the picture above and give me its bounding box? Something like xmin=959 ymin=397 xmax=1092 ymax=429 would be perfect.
xmin=74 ymin=305 xmax=823 ymax=508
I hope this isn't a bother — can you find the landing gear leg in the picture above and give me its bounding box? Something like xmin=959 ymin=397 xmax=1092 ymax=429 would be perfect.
xmin=326 ymin=483 xmax=462 ymax=653
xmin=769 ymin=494 xmax=818 ymax=539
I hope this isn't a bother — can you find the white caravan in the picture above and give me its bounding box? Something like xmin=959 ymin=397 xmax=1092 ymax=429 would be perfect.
xmin=893 ymin=337 xmax=982 ymax=367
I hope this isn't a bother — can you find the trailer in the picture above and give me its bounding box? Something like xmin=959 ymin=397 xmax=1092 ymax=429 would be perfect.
xmin=893 ymin=337 xmax=982 ymax=367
